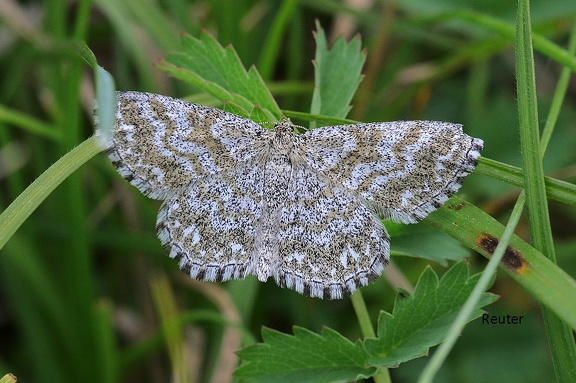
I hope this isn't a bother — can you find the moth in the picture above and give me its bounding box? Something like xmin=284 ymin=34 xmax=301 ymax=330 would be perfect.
xmin=101 ymin=91 xmax=483 ymax=299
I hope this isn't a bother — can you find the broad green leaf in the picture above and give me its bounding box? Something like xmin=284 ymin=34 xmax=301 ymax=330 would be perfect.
xmin=235 ymin=264 xmax=495 ymax=382
xmin=248 ymin=105 xmax=276 ymax=124
xmin=390 ymin=225 xmax=470 ymax=266
xmin=222 ymin=101 xmax=251 ymax=119
xmin=158 ymin=32 xmax=281 ymax=121
xmin=310 ymin=20 xmax=365 ymax=122
xmin=426 ymin=195 xmax=576 ymax=330
xmin=235 ymin=327 xmax=377 ymax=383
xmin=364 ymin=262 xmax=497 ymax=366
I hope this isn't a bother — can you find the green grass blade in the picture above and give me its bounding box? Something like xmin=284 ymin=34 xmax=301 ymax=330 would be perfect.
xmin=421 ymin=14 xmax=576 ymax=382
xmin=151 ymin=274 xmax=189 ymax=383
xmin=350 ymin=291 xmax=391 ymax=383
xmin=93 ymin=0 xmax=157 ymax=90
xmin=257 ymin=0 xmax=300 ymax=80
xmin=122 ymin=0 xmax=180 ymax=51
xmin=476 ymin=158 xmax=576 ymax=207
xmin=0 ymin=104 xmax=61 ymax=141
xmin=419 ymin=193 xmax=525 ymax=383
xmin=516 ymin=1 xmax=576 ymax=380
xmin=540 ymin=23 xmax=576 ymax=152
xmin=425 ymin=196 xmax=576 ymax=330
xmin=0 ymin=136 xmax=102 ymax=251
xmin=430 ymin=9 xmax=576 ymax=72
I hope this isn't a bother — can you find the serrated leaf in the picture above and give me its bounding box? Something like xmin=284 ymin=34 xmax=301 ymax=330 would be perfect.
xmin=310 ymin=21 xmax=365 ymax=121
xmin=364 ymin=262 xmax=497 ymax=366
xmin=249 ymin=105 xmax=276 ymax=123
xmin=222 ymin=101 xmax=251 ymax=118
xmin=234 ymin=264 xmax=496 ymax=381
xmin=158 ymin=32 xmax=281 ymax=121
xmin=235 ymin=327 xmax=377 ymax=383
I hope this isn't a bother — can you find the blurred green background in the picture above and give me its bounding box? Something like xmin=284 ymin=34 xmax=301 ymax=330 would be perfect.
xmin=1 ymin=0 xmax=575 ymax=382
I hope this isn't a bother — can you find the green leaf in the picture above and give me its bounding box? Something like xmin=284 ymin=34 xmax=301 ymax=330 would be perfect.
xmin=158 ymin=32 xmax=281 ymax=121
xmin=364 ymin=262 xmax=497 ymax=367
xmin=310 ymin=20 xmax=366 ymax=122
xmin=388 ymin=223 xmax=470 ymax=266
xmin=249 ymin=105 xmax=276 ymax=124
xmin=426 ymin=195 xmax=576 ymax=330
xmin=235 ymin=264 xmax=496 ymax=382
xmin=222 ymin=101 xmax=251 ymax=119
xmin=235 ymin=327 xmax=377 ymax=383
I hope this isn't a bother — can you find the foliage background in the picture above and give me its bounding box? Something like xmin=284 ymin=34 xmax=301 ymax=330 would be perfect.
xmin=1 ymin=0 xmax=575 ymax=382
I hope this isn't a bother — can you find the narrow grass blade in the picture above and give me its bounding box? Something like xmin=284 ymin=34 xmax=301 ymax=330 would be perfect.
xmin=0 ymin=137 xmax=101 ymax=251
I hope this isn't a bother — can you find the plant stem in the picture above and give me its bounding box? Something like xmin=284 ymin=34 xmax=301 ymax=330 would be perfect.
xmin=351 ymin=291 xmax=391 ymax=383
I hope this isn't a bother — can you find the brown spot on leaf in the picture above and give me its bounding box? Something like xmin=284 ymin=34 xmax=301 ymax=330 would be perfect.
xmin=476 ymin=233 xmax=527 ymax=273
xmin=447 ymin=202 xmax=466 ymax=210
